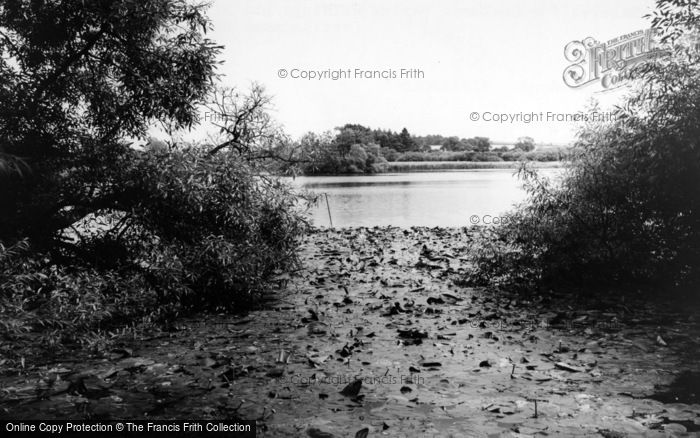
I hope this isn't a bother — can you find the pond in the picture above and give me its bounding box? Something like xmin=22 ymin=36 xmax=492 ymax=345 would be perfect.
xmin=291 ymin=168 xmax=562 ymax=228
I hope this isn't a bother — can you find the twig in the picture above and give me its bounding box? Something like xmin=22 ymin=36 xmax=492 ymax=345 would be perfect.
xmin=324 ymin=193 xmax=333 ymax=228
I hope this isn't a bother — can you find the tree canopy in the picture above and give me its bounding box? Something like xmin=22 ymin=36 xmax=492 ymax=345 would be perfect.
xmin=0 ymin=0 xmax=221 ymax=244
xmin=0 ymin=1 xmax=308 ymax=349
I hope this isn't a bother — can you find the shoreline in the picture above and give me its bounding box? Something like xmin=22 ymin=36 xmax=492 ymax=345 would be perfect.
xmin=385 ymin=160 xmax=563 ymax=172
xmin=298 ymin=161 xmax=564 ymax=176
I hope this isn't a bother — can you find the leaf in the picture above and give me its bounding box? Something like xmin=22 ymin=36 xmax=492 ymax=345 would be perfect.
xmin=554 ymin=362 xmax=584 ymax=373
xmin=340 ymin=379 xmax=362 ymax=397
xmin=441 ymin=293 xmax=462 ymax=303
xmin=277 ymin=349 xmax=291 ymax=363
xmin=306 ymin=353 xmax=328 ymax=367
xmin=355 ymin=428 xmax=369 ymax=438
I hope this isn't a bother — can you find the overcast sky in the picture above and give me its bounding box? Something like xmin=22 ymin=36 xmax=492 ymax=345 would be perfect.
xmin=202 ymin=0 xmax=656 ymax=144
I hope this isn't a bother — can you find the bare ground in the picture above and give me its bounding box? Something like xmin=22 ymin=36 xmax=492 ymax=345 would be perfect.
xmin=2 ymin=227 xmax=700 ymax=437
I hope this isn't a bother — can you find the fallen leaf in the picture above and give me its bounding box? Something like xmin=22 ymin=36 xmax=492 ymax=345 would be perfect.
xmin=277 ymin=349 xmax=291 ymax=363
xmin=340 ymin=379 xmax=362 ymax=397
xmin=554 ymin=362 xmax=584 ymax=373
xmin=355 ymin=427 xmax=369 ymax=438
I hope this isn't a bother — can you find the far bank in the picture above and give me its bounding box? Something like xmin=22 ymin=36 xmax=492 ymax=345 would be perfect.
xmin=384 ymin=160 xmax=563 ymax=172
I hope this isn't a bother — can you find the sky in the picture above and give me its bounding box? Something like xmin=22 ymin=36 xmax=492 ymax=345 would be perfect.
xmin=197 ymin=0 xmax=657 ymax=145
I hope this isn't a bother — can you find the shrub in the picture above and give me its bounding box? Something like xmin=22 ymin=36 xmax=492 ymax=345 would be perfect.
xmin=523 ymin=151 xmax=562 ymax=161
xmin=0 ymin=241 xmax=163 ymax=350
xmin=472 ymin=152 xmax=502 ymax=162
xmin=304 ymin=143 xmax=387 ymax=174
xmin=380 ymin=147 xmax=400 ymax=162
xmin=467 ymin=45 xmax=700 ymax=294
xmin=104 ymin=145 xmax=308 ymax=310
xmin=0 ymin=145 xmax=308 ymax=353
xmin=500 ymin=151 xmax=525 ymax=161
xmin=0 ymin=0 xmax=309 ymax=356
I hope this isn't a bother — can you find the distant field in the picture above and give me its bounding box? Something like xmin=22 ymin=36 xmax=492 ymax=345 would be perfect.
xmin=385 ymin=161 xmax=564 ymax=172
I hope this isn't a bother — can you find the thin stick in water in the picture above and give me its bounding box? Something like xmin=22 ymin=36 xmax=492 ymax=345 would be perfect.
xmin=324 ymin=193 xmax=333 ymax=228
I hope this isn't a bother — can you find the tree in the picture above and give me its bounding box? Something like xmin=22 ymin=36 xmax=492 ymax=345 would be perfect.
xmin=397 ymin=127 xmax=418 ymax=152
xmin=442 ymin=136 xmax=461 ymax=151
xmin=514 ymin=136 xmax=535 ymax=152
xmin=206 ymin=84 xmax=287 ymax=156
xmin=0 ymin=2 xmax=309 ymax=344
xmin=0 ymin=0 xmax=221 ymax=245
xmin=296 ymin=131 xmax=341 ymax=174
xmin=380 ymin=146 xmax=400 ymax=161
xmin=466 ymin=136 xmax=491 ymax=152
xmin=333 ymin=124 xmax=374 ymax=155
xmin=372 ymin=129 xmax=403 ymax=151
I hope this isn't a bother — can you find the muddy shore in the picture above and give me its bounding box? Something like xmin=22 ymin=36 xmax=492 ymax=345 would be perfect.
xmin=1 ymin=227 xmax=699 ymax=437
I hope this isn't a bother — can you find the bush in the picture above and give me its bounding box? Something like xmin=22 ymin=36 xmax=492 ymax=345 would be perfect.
xmin=0 ymin=1 xmax=308 ymax=357
xmin=0 ymin=145 xmax=308 ymax=352
xmin=0 ymin=241 xmax=163 ymax=350
xmin=467 ymin=48 xmax=700 ymax=294
xmin=380 ymin=147 xmax=400 ymax=162
xmin=472 ymin=152 xmax=502 ymax=162
xmin=391 ymin=150 xmax=561 ymax=163
xmin=523 ymin=151 xmax=562 ymax=161
xmin=304 ymin=143 xmax=387 ymax=174
xmin=500 ymin=151 xmax=525 ymax=161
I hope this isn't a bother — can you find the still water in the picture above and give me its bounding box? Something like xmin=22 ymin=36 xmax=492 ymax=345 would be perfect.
xmin=291 ymin=169 xmax=561 ymax=228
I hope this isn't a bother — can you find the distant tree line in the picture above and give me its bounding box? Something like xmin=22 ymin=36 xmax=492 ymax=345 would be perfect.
xmin=294 ymin=124 xmax=564 ymax=174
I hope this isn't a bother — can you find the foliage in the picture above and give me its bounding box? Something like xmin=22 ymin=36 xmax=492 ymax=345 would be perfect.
xmin=126 ymin=146 xmax=306 ymax=302
xmin=291 ymin=124 xmax=563 ymax=173
xmin=384 ymin=161 xmax=560 ymax=172
xmin=333 ymin=124 xmax=376 ymax=155
xmin=397 ymin=128 xmax=418 ymax=152
xmin=467 ymin=2 xmax=700 ymax=294
xmin=0 ymin=1 xmax=308 ymax=352
xmin=205 ymin=84 xmax=288 ymax=156
xmin=0 ymin=0 xmax=221 ymax=245
xmin=392 ymin=150 xmax=561 ymax=162
xmin=293 ymin=127 xmax=562 ymax=173
xmin=1 ymin=144 xmax=308 ymax=350
xmin=514 ymin=136 xmax=535 ymax=152
xmin=0 ymin=240 xmax=162 ymax=350
xmin=380 ymin=147 xmax=400 ymax=161
xmin=413 ymin=134 xmax=491 ymax=152
xmin=302 ymin=138 xmax=388 ymax=174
